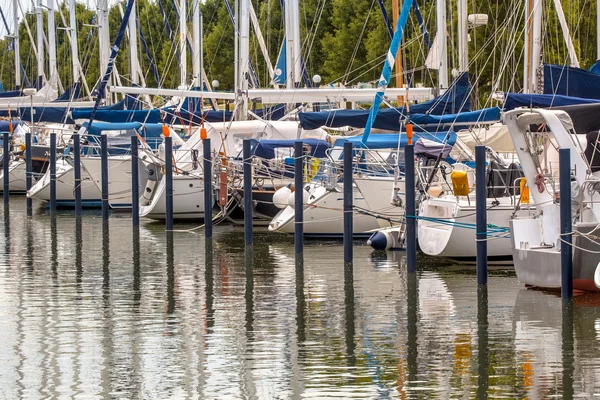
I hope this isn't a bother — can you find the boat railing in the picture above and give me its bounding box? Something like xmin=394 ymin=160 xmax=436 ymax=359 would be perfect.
xmin=576 ymin=179 xmax=600 ymax=220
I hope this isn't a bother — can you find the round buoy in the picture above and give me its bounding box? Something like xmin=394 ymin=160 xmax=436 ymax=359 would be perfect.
xmin=595 ymin=262 xmax=600 ymax=289
xmin=367 ymin=231 xmax=392 ymax=251
xmin=273 ymin=186 xmax=292 ymax=209
xmin=288 ymin=187 xmax=309 ymax=208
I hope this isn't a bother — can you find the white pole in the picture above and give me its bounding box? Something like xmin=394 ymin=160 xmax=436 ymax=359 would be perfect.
xmin=240 ymin=0 xmax=249 ymax=117
xmin=128 ymin=1 xmax=139 ymax=84
xmin=284 ymin=0 xmax=294 ymax=88
xmin=234 ymin=0 xmax=238 ymax=94
xmin=47 ymin=0 xmax=57 ymax=85
xmin=552 ymin=0 xmax=579 ymax=68
xmin=98 ymin=0 xmax=109 ymax=75
xmin=523 ymin=0 xmax=530 ymax=93
xmin=12 ymin=0 xmax=20 ymax=88
xmin=291 ymin=0 xmax=301 ymax=84
xmin=192 ymin=0 xmax=200 ymax=86
xmin=69 ymin=0 xmax=80 ymax=84
xmin=436 ymin=0 xmax=448 ymax=89
xmin=530 ymin=0 xmax=543 ymax=93
xmin=36 ymin=0 xmax=44 ymax=86
xmin=457 ymin=0 xmax=468 ymax=72
xmin=179 ymin=0 xmax=187 ymax=87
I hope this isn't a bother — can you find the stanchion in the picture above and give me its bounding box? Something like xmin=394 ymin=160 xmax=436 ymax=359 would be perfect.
xmin=475 ymin=145 xmax=487 ymax=285
xmin=73 ymin=134 xmax=82 ymax=216
xmin=405 ymin=124 xmax=416 ymax=273
xmin=25 ymin=131 xmax=32 ymax=216
xmin=203 ymin=138 xmax=212 ymax=238
xmin=3 ymin=130 xmax=9 ymax=205
xmin=343 ymin=141 xmax=353 ymax=263
xmin=559 ymin=148 xmax=573 ymax=299
xmin=101 ymin=134 xmax=109 ymax=221
xmin=165 ymin=135 xmax=174 ymax=231
xmin=131 ymin=135 xmax=139 ymax=228
xmin=295 ymin=141 xmax=304 ymax=254
xmin=243 ymin=139 xmax=253 ymax=246
xmin=50 ymin=132 xmax=57 ymax=214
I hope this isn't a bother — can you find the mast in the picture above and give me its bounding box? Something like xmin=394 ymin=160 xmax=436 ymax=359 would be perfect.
xmin=192 ymin=0 xmax=200 ymax=86
xmin=457 ymin=0 xmax=468 ymax=72
xmin=392 ymin=0 xmax=403 ymax=104
xmin=179 ymin=0 xmax=186 ymax=87
xmin=530 ymin=0 xmax=542 ymax=93
xmin=436 ymin=0 xmax=448 ymax=89
xmin=284 ymin=0 xmax=301 ymax=88
xmin=551 ymin=0 xmax=578 ymax=68
xmin=12 ymin=0 xmax=20 ymax=89
xmin=98 ymin=0 xmax=110 ymax=85
xmin=47 ymin=0 xmax=57 ymax=85
xmin=239 ymin=0 xmax=249 ymax=118
xmin=128 ymin=1 xmax=139 ymax=85
xmin=36 ymin=0 xmax=45 ymax=87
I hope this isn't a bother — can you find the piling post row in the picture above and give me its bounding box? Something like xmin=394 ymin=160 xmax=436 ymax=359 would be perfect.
xmin=50 ymin=132 xmax=57 ymax=214
xmin=343 ymin=141 xmax=353 ymax=263
xmin=3 ymin=131 xmax=9 ymax=205
xmin=131 ymin=135 xmax=139 ymax=228
xmin=101 ymin=134 xmax=109 ymax=221
xmin=294 ymin=141 xmax=304 ymax=254
xmin=165 ymin=135 xmax=174 ymax=231
xmin=203 ymin=138 xmax=212 ymax=238
xmin=73 ymin=134 xmax=82 ymax=216
xmin=559 ymin=148 xmax=573 ymax=299
xmin=475 ymin=145 xmax=488 ymax=285
xmin=243 ymin=139 xmax=253 ymax=246
xmin=25 ymin=131 xmax=32 ymax=216
xmin=405 ymin=125 xmax=416 ymax=273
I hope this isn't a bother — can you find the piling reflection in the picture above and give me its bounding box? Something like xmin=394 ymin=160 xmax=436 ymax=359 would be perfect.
xmin=295 ymin=254 xmax=306 ymax=344
xmin=344 ymin=261 xmax=355 ymax=367
xmin=75 ymin=217 xmax=83 ymax=295
xmin=205 ymin=238 xmax=214 ymax=331
xmin=562 ymin=299 xmax=574 ymax=399
xmin=102 ymin=221 xmax=110 ymax=300
xmin=3 ymin=207 xmax=9 ymax=255
xmin=245 ymin=247 xmax=254 ymax=332
xmin=132 ymin=228 xmax=141 ymax=307
xmin=406 ymin=271 xmax=418 ymax=385
xmin=477 ymin=285 xmax=489 ymax=399
xmin=51 ymin=216 xmax=58 ymax=280
xmin=26 ymin=218 xmax=34 ymax=274
xmin=166 ymin=231 xmax=175 ymax=314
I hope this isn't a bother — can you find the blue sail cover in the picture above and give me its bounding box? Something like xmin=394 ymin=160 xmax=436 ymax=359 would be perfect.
xmin=504 ymin=92 xmax=600 ymax=110
xmin=250 ymin=138 xmax=331 ymax=159
xmin=273 ymin=38 xmax=287 ymax=85
xmin=55 ymin=82 xmax=82 ymax=101
xmin=590 ymin=60 xmax=600 ymax=75
xmin=333 ymin=131 xmax=456 ymax=149
xmin=299 ymin=106 xmax=497 ymax=131
xmin=544 ymin=63 xmax=600 ymax=99
xmin=299 ymin=74 xmax=472 ymax=130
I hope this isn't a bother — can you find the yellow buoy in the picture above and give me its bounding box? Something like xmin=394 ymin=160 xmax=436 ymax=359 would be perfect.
xmin=451 ymin=170 xmax=470 ymax=196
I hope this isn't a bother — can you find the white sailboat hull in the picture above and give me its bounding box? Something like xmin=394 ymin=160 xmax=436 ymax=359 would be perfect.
xmin=139 ymin=174 xmax=207 ymax=220
xmin=0 ymin=160 xmax=28 ymax=193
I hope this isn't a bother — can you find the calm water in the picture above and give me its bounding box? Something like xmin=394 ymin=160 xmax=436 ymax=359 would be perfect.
xmin=1 ymin=198 xmax=600 ymax=399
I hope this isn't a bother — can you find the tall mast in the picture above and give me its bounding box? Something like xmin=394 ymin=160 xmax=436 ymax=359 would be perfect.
xmin=239 ymin=0 xmax=249 ymax=117
xmin=284 ymin=0 xmax=301 ymax=88
xmin=530 ymin=0 xmax=542 ymax=93
xmin=436 ymin=0 xmax=448 ymax=89
xmin=98 ymin=0 xmax=109 ymax=80
xmin=457 ymin=0 xmax=468 ymax=72
xmin=69 ymin=0 xmax=80 ymax=83
xmin=179 ymin=0 xmax=186 ymax=87
xmin=128 ymin=1 xmax=138 ymax=84
xmin=192 ymin=0 xmax=200 ymax=86
xmin=47 ymin=0 xmax=57 ymax=84
xmin=12 ymin=0 xmax=20 ymax=89
xmin=36 ymin=0 xmax=45 ymax=87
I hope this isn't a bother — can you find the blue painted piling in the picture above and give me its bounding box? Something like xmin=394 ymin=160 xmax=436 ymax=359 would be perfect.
xmin=131 ymin=135 xmax=139 ymax=228
xmin=165 ymin=135 xmax=174 ymax=231
xmin=101 ymin=134 xmax=109 ymax=221
xmin=3 ymin=130 xmax=9 ymax=205
xmin=405 ymin=138 xmax=416 ymax=273
xmin=49 ymin=132 xmax=57 ymax=214
xmin=25 ymin=131 xmax=32 ymax=216
xmin=73 ymin=134 xmax=82 ymax=216
xmin=343 ymin=141 xmax=353 ymax=263
xmin=559 ymin=148 xmax=573 ymax=299
xmin=295 ymin=141 xmax=304 ymax=254
xmin=203 ymin=138 xmax=212 ymax=238
xmin=243 ymin=139 xmax=253 ymax=246
xmin=475 ymin=146 xmax=487 ymax=285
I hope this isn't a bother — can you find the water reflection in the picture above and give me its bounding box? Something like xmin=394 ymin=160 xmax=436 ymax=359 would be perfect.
xmin=477 ymin=285 xmax=489 ymax=399
xmin=3 ymin=198 xmax=600 ymax=397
